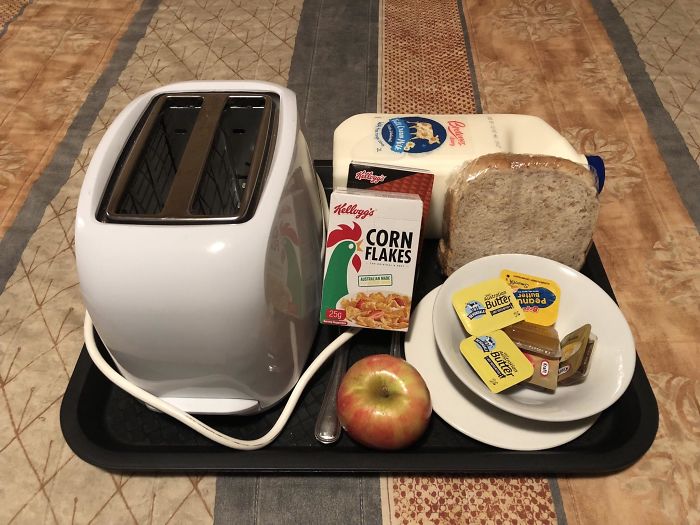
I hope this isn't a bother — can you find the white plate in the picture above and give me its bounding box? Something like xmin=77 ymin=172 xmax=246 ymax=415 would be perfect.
xmin=405 ymin=288 xmax=597 ymax=450
xmin=433 ymin=254 xmax=636 ymax=422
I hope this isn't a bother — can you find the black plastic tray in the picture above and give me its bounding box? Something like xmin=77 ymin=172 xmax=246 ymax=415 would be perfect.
xmin=60 ymin=161 xmax=658 ymax=473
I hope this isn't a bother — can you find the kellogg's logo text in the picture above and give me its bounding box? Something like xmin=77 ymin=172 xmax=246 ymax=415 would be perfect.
xmin=354 ymin=169 xmax=386 ymax=184
xmin=447 ymin=120 xmax=466 ymax=146
xmin=333 ymin=203 xmax=375 ymax=220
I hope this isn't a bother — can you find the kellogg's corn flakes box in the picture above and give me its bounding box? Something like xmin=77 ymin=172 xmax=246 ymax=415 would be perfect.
xmin=320 ymin=188 xmax=422 ymax=331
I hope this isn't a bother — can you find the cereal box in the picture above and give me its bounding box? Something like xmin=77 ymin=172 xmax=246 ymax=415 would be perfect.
xmin=320 ymin=188 xmax=422 ymax=331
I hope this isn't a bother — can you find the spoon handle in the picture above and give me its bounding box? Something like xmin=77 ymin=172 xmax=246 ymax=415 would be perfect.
xmin=390 ymin=331 xmax=404 ymax=358
xmin=314 ymin=342 xmax=349 ymax=444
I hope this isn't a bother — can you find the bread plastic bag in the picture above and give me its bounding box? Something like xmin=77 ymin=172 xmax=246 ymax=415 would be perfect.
xmin=438 ymin=153 xmax=604 ymax=275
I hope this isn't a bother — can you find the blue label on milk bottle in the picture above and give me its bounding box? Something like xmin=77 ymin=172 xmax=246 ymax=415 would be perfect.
xmin=381 ymin=116 xmax=446 ymax=153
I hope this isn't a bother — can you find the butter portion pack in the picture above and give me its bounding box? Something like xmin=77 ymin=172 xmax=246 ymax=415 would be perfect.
xmin=459 ymin=331 xmax=534 ymax=393
xmin=452 ymin=278 xmax=524 ymax=336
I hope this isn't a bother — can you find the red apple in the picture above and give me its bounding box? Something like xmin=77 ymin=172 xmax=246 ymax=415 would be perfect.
xmin=336 ymin=354 xmax=432 ymax=450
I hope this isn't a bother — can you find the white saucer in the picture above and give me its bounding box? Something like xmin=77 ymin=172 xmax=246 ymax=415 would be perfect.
xmin=405 ymin=288 xmax=597 ymax=450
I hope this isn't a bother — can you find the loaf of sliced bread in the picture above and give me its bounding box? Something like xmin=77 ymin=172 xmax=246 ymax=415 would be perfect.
xmin=438 ymin=153 xmax=599 ymax=275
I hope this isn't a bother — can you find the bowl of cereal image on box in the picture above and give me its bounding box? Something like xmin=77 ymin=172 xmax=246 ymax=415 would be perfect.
xmin=432 ymin=254 xmax=636 ymax=422
xmin=339 ymin=291 xmax=412 ymax=330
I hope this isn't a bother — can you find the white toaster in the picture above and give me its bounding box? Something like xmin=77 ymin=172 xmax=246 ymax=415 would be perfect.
xmin=76 ymin=81 xmax=326 ymax=415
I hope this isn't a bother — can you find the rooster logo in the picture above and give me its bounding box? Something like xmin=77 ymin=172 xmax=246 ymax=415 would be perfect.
xmin=321 ymin=222 xmax=363 ymax=316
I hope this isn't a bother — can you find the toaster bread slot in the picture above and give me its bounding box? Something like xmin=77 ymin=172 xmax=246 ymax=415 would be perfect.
xmin=190 ymin=95 xmax=274 ymax=218
xmin=107 ymin=95 xmax=203 ymax=218
xmin=98 ymin=92 xmax=278 ymax=224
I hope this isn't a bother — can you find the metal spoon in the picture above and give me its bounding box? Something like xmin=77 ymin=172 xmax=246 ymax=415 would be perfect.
xmin=314 ymin=338 xmax=349 ymax=444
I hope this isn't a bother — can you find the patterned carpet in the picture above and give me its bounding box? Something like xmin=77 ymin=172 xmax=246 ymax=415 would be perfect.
xmin=0 ymin=0 xmax=698 ymax=523
xmin=0 ymin=0 xmax=30 ymax=37
xmin=379 ymin=0 xmax=479 ymax=113
xmin=615 ymin=0 xmax=700 ymax=166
